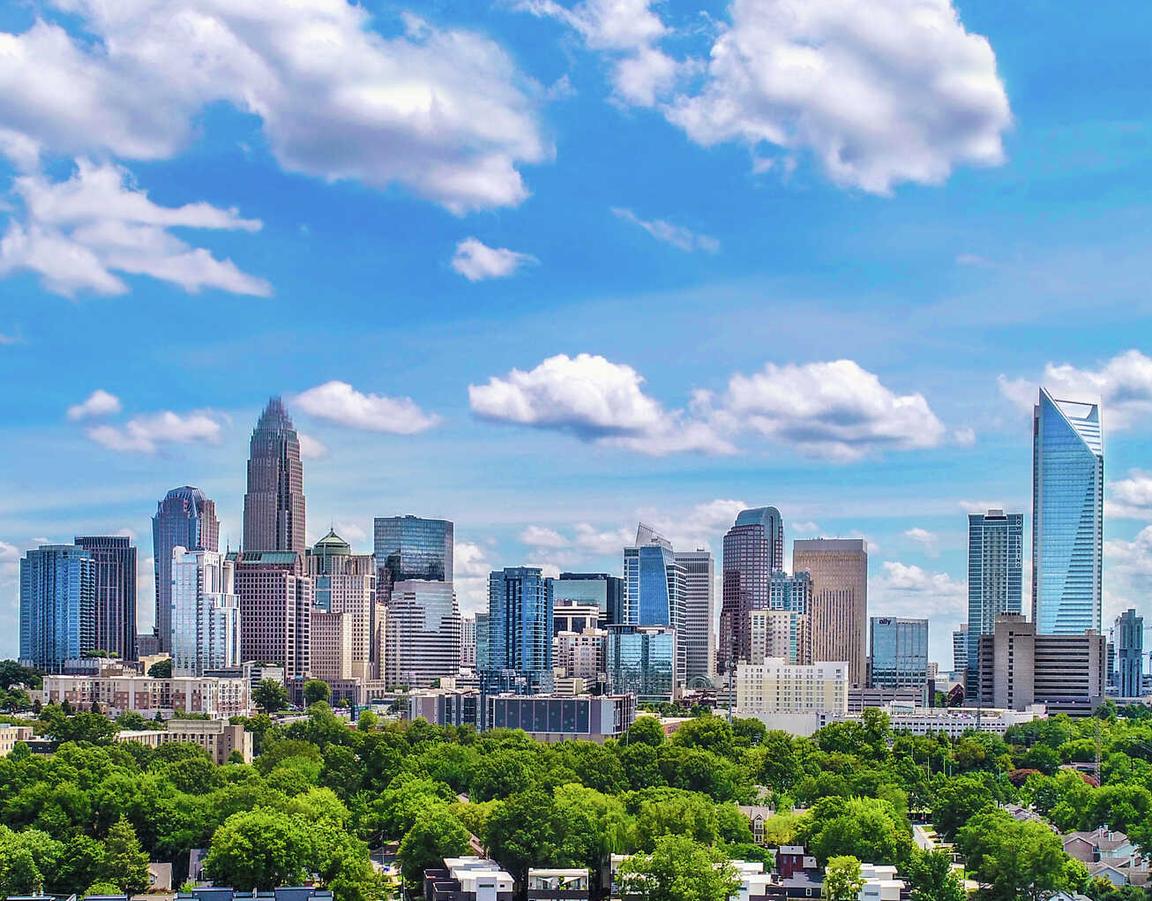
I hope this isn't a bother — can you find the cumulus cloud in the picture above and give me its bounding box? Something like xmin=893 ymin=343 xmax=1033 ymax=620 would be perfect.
xmin=520 ymin=525 xmax=570 ymax=549
xmin=451 ymin=238 xmax=538 ymax=282
xmin=293 ymin=381 xmax=439 ymax=435
xmin=872 ymin=560 xmax=966 ymax=618
xmin=469 ymin=352 xmax=733 ymax=456
xmin=999 ymin=350 xmax=1152 ymax=429
xmin=717 ymin=359 xmax=947 ymax=461
xmin=666 ymin=0 xmax=1011 ymax=193
xmin=86 ymin=410 xmax=223 ymax=454
xmin=0 ymin=160 xmax=268 ymax=297
xmin=958 ymin=499 xmax=1007 ymax=514
xmin=612 ymin=207 xmax=719 ymax=253
xmin=1104 ymin=527 xmax=1152 ymax=625
xmin=791 ymin=521 xmax=821 ymax=536
xmin=517 ymin=0 xmax=679 ymax=106
xmin=297 ymin=433 xmax=329 ymax=460
xmin=0 ymin=3 xmax=547 ymax=212
xmin=1108 ymin=470 xmax=1152 ymax=520
xmin=454 ymin=540 xmax=493 ymax=614
xmin=0 ymin=332 xmax=19 ymax=346
xmin=904 ymin=527 xmax=940 ymax=557
xmin=67 ymin=389 xmax=122 ymax=421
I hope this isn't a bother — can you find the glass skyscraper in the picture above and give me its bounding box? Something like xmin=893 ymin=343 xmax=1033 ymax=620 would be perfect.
xmin=243 ymin=397 xmax=307 ymax=554
xmin=171 ymin=549 xmax=240 ymax=676
xmin=1032 ymin=389 xmax=1104 ymax=634
xmin=373 ymin=515 xmax=453 ymax=596
xmin=487 ymin=567 xmax=554 ymax=693
xmin=75 ymin=535 xmax=137 ymax=660
xmin=1114 ymin=608 xmax=1144 ymax=698
xmin=605 ymin=625 xmax=676 ymax=702
xmin=623 ymin=524 xmax=686 ymax=685
xmin=869 ymin=616 xmax=929 ymax=691
xmin=19 ymin=545 xmax=96 ymax=672
xmin=553 ymin=572 xmax=623 ymax=625
xmin=967 ymin=509 xmax=1023 ymax=695
xmin=719 ymin=507 xmax=784 ymax=673
xmin=152 ymin=486 xmax=219 ymax=653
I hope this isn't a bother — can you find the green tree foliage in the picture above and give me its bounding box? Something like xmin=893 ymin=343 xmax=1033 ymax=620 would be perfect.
xmin=905 ymin=848 xmax=965 ymax=901
xmin=253 ymin=679 xmax=291 ymax=713
xmin=796 ymin=796 xmax=914 ymax=866
xmin=957 ymin=809 xmax=1072 ymax=901
xmin=823 ymin=856 xmax=865 ymax=901
xmin=616 ymin=835 xmax=740 ymax=901
xmin=303 ymin=679 xmax=332 ymax=706
xmin=146 ymin=659 xmax=172 ymax=678
xmin=396 ymin=806 xmax=471 ymax=888
xmin=204 ymin=809 xmax=314 ymax=890
xmin=101 ymin=817 xmax=150 ymax=895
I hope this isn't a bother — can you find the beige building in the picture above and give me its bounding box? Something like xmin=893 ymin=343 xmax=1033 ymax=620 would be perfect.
xmin=232 ymin=551 xmax=313 ymax=680
xmin=749 ymin=609 xmax=810 ymax=665
xmin=676 ymin=549 xmax=716 ymax=685
xmin=307 ymin=532 xmax=380 ymax=681
xmin=736 ymin=657 xmax=849 ymax=715
xmin=555 ymin=628 xmax=606 ymax=682
xmin=0 ymin=724 xmax=34 ymax=755
xmin=793 ymin=538 xmax=868 ymax=684
xmin=40 ymin=674 xmax=250 ymax=718
xmin=117 ymin=718 xmax=253 ymax=764
xmin=311 ymin=609 xmax=355 ymax=683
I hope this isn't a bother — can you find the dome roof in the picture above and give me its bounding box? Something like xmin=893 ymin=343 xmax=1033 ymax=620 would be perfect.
xmin=312 ymin=529 xmax=351 ymax=555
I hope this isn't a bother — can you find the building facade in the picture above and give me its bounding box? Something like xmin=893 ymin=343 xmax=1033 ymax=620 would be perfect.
xmin=553 ymin=572 xmax=623 ymax=626
xmin=232 ymin=551 xmax=313 ymax=680
xmin=623 ymin=525 xmax=686 ymax=684
xmin=953 ymin=624 xmax=968 ymax=676
xmin=719 ymin=507 xmax=785 ymax=673
xmin=1033 ymin=388 xmax=1104 ymax=634
xmin=243 ymin=397 xmax=307 ymax=554
xmin=117 ymin=718 xmax=253 ymax=764
xmin=1114 ymin=608 xmax=1145 ymax=698
xmin=306 ymin=531 xmax=378 ymax=681
xmin=20 ymin=545 xmax=96 ymax=672
xmin=152 ymin=486 xmax=219 ymax=654
xmin=474 ymin=611 xmax=490 ymax=673
xmin=461 ymin=614 xmax=477 ymax=669
xmin=171 ymin=548 xmax=241 ymax=676
xmin=373 ymin=515 xmax=453 ymax=597
xmin=967 ymin=509 xmax=1024 ymax=694
xmin=749 ymin=608 xmax=810 ymax=667
xmin=74 ymin=536 xmax=137 ymax=660
xmin=735 ymin=657 xmax=849 ymax=715
xmin=41 ymin=673 xmax=251 ymax=718
xmin=487 ymin=567 xmax=554 ymax=694
xmin=605 ymin=625 xmax=676 ymax=702
xmin=869 ymin=617 xmax=929 ymax=693
xmin=676 ymin=549 xmax=715 ymax=685
xmin=385 ymin=580 xmax=461 ymax=689
xmin=553 ymin=602 xmax=602 ymax=636
xmin=793 ymin=538 xmax=868 ymax=685
xmin=555 ymin=628 xmax=606 ymax=682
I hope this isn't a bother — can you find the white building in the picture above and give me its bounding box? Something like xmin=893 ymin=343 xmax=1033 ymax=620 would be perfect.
xmin=858 ymin=863 xmax=906 ymax=900
xmin=675 ymin=549 xmax=715 ymax=685
xmin=736 ymin=657 xmax=849 ymax=715
xmin=555 ymin=628 xmax=606 ymax=682
xmin=40 ymin=673 xmax=250 ymax=718
xmin=385 ymin=580 xmax=461 ymax=689
xmin=883 ymin=702 xmax=1045 ymax=736
xmin=116 ymin=718 xmax=253 ymax=764
xmin=749 ymin=609 xmax=810 ymax=666
xmin=171 ymin=548 xmax=240 ymax=676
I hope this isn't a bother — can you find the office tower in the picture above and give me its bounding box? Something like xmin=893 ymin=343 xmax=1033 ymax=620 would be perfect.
xmin=19 ymin=545 xmax=96 ymax=672
xmin=385 ymin=580 xmax=461 ymax=689
xmin=1115 ymin=609 xmax=1145 ymax=698
xmin=554 ymin=572 xmax=624 ymax=625
xmin=487 ymin=567 xmax=554 ymax=694
xmin=74 ymin=536 xmax=137 ymax=660
xmin=793 ymin=538 xmax=868 ymax=684
xmin=243 ymin=397 xmax=307 ymax=554
xmin=676 ymin=549 xmax=715 ymax=685
xmin=475 ymin=611 xmax=491 ymax=673
xmin=869 ymin=617 xmax=929 ymax=692
xmin=605 ymin=625 xmax=676 ymax=702
xmin=719 ymin=507 xmax=784 ymax=673
xmin=310 ymin=609 xmax=354 ymax=684
xmin=373 ymin=515 xmax=453 ymax=597
xmin=953 ymin=624 xmax=968 ymax=675
xmin=232 ymin=551 xmax=312 ymax=680
xmin=461 ymin=615 xmax=477 ymax=668
xmin=152 ymin=486 xmax=219 ymax=653
xmin=306 ymin=530 xmax=377 ymax=681
xmin=623 ymin=524 xmax=687 ymax=684
xmin=749 ymin=609 xmax=810 ymax=666
xmin=171 ymin=549 xmax=240 ymax=676
xmin=1033 ymin=388 xmax=1104 ymax=634
xmin=966 ymin=509 xmax=1023 ymax=695
xmin=553 ymin=602 xmax=602 ymax=636
xmin=977 ymin=614 xmax=1106 ymax=711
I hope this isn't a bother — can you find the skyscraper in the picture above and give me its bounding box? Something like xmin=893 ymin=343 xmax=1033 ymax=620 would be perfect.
xmin=719 ymin=507 xmax=784 ymax=673
xmin=869 ymin=617 xmax=929 ymax=692
xmin=966 ymin=509 xmax=1023 ymax=696
xmin=553 ymin=573 xmax=624 ymax=625
xmin=243 ymin=397 xmax=306 ymax=554
xmin=624 ymin=524 xmax=687 ymax=685
xmin=171 ymin=548 xmax=240 ymax=676
xmin=793 ymin=538 xmax=868 ymax=684
xmin=1115 ymin=608 xmax=1145 ymax=698
xmin=75 ymin=535 xmax=137 ymax=660
xmin=19 ymin=545 xmax=95 ymax=672
xmin=1032 ymin=388 xmax=1104 ymax=634
xmin=232 ymin=551 xmax=313 ymax=680
xmin=676 ymin=549 xmax=715 ymax=684
xmin=306 ymin=530 xmax=378 ymax=681
xmin=487 ymin=567 xmax=554 ymax=693
xmin=953 ymin=624 xmax=968 ymax=676
xmin=152 ymin=486 xmax=219 ymax=653
xmin=384 ymin=580 xmax=461 ymax=688
xmin=373 ymin=515 xmax=453 ymax=597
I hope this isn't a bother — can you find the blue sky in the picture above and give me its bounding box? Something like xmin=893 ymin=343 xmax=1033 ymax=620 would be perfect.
xmin=2 ymin=0 xmax=1152 ymax=666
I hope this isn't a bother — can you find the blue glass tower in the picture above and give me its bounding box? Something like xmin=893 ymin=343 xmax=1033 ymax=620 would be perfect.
xmin=487 ymin=567 xmax=554 ymax=693
xmin=967 ymin=509 xmax=1023 ymax=695
xmin=1032 ymin=389 xmax=1104 ymax=634
xmin=869 ymin=616 xmax=929 ymax=691
xmin=20 ymin=545 xmax=96 ymax=672
xmin=373 ymin=515 xmax=453 ymax=595
xmin=624 ymin=524 xmax=686 ymax=684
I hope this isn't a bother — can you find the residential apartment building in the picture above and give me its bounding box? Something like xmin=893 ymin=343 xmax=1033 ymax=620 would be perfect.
xmin=41 ymin=673 xmax=251 ymax=718
xmin=736 ymin=657 xmax=849 ymax=715
xmin=117 ymin=718 xmax=253 ymax=764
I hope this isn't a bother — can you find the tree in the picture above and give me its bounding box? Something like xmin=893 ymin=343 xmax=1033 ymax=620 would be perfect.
xmin=823 ymin=856 xmax=865 ymax=901
xmin=797 ymin=797 xmax=913 ymax=866
xmin=147 ymin=659 xmax=172 ymax=678
xmin=116 ymin=710 xmax=153 ymax=732
xmin=633 ymin=789 xmax=719 ymax=849
xmin=905 ymin=848 xmax=965 ymax=901
xmin=957 ymin=809 xmax=1071 ymax=901
xmin=623 ymin=715 xmax=666 ymax=747
xmin=303 ymin=679 xmax=332 ymax=706
xmin=616 ymin=835 xmax=740 ymax=901
xmin=253 ymin=679 xmax=290 ymax=713
xmin=396 ymin=806 xmax=471 ymax=888
xmin=204 ymin=809 xmax=314 ymax=890
xmin=929 ymin=773 xmax=999 ymax=839
xmin=101 ymin=817 xmax=150 ymax=896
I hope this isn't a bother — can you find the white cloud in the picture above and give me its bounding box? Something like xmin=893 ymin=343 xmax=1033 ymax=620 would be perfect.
xmin=872 ymin=560 xmax=966 ymax=618
xmin=0 ymin=4 xmax=547 ymax=213
xmin=718 ymin=359 xmax=947 ymax=460
xmin=517 ymin=0 xmax=679 ymax=106
xmin=999 ymin=350 xmax=1152 ymax=429
xmin=520 ymin=525 xmax=570 ymax=548
xmin=0 ymin=159 xmax=269 ymax=297
xmin=1104 ymin=527 xmax=1152 ymax=625
xmin=86 ymin=410 xmax=223 ymax=454
xmin=666 ymin=0 xmax=1011 ymax=194
xmin=67 ymin=389 xmax=122 ymax=421
xmin=904 ymin=527 xmax=940 ymax=557
xmin=1108 ymin=470 xmax=1152 ymax=520
xmin=791 ymin=521 xmax=821 ymax=535
xmin=573 ymin=523 xmax=635 ymax=555
xmin=297 ymin=433 xmax=329 ymax=460
xmin=958 ymin=499 xmax=1006 ymax=514
xmin=953 ymin=426 xmax=977 ymax=446
xmin=451 ymin=238 xmax=538 ymax=282
xmin=454 ymin=540 xmax=492 ymax=614
xmin=293 ymin=381 xmax=439 ymax=434
xmin=612 ymin=207 xmax=719 ymax=253
xmin=332 ymin=521 xmax=368 ymax=544
xmin=469 ymin=352 xmax=733 ymax=456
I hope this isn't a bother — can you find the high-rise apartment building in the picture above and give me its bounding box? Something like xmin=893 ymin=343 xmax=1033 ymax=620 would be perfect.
xmin=487 ymin=567 xmax=554 ymax=694
xmin=719 ymin=507 xmax=784 ymax=673
xmin=869 ymin=617 xmax=929 ymax=692
xmin=461 ymin=614 xmax=477 ymax=669
xmin=553 ymin=573 xmax=623 ymax=625
xmin=793 ymin=538 xmax=868 ymax=684
xmin=735 ymin=658 xmax=849 ymax=715
xmin=384 ymin=580 xmax=461 ymax=689
xmin=373 ymin=515 xmax=453 ymax=597
xmin=171 ymin=549 xmax=240 ymax=676
xmin=966 ymin=509 xmax=1023 ymax=695
xmin=555 ymin=628 xmax=606 ymax=683
xmin=232 ymin=551 xmax=312 ymax=680
xmin=953 ymin=624 xmax=968 ymax=675
xmin=624 ymin=524 xmax=687 ymax=684
xmin=243 ymin=398 xmax=306 ymax=554
xmin=19 ymin=545 xmax=96 ymax=672
xmin=1114 ymin=608 xmax=1145 ymax=698
xmin=552 ymin=603 xmax=602 ymax=636
xmin=1033 ymin=389 xmax=1104 ymax=634
xmin=475 ymin=611 xmax=490 ymax=673
xmin=306 ymin=531 xmax=378 ymax=681
xmin=74 ymin=536 xmax=137 ymax=660
xmin=676 ymin=549 xmax=715 ymax=685
xmin=152 ymin=486 xmax=218 ymax=653
xmin=749 ymin=609 xmax=810 ymax=666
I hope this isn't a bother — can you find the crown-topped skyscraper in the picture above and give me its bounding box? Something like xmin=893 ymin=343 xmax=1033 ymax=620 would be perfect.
xmin=243 ymin=397 xmax=306 ymax=553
